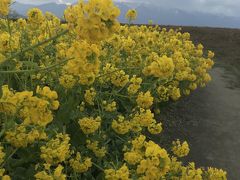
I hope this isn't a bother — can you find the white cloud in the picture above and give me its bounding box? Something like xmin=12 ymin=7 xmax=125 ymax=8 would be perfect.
xmin=57 ymin=0 xmax=63 ymax=4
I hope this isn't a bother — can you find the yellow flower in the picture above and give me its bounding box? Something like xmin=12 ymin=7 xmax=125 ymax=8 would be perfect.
xmin=136 ymin=141 xmax=171 ymax=178
xmin=143 ymin=54 xmax=175 ymax=79
xmin=35 ymin=171 xmax=53 ymax=180
xmin=0 ymin=85 xmax=58 ymax=127
xmin=17 ymin=18 xmax=27 ymax=28
xmin=63 ymin=41 xmax=100 ymax=85
xmin=182 ymin=163 xmax=203 ymax=179
xmin=53 ymin=165 xmax=66 ymax=180
xmin=59 ymin=74 xmax=76 ymax=89
xmin=169 ymin=87 xmax=181 ymax=101
xmin=136 ymin=91 xmax=153 ymax=109
xmin=5 ymin=125 xmax=47 ymax=148
xmin=27 ymin=8 xmax=45 ymax=27
xmin=36 ymin=86 xmax=59 ymax=110
xmin=157 ymin=85 xmax=169 ymax=102
xmin=69 ymin=152 xmax=92 ymax=173
xmin=148 ymin=122 xmax=162 ymax=135
xmin=132 ymin=108 xmax=155 ymax=130
xmin=103 ymin=101 xmax=117 ymax=112
xmin=172 ymin=139 xmax=190 ymax=158
xmin=40 ymin=134 xmax=70 ymax=165
xmin=203 ymin=73 xmax=212 ymax=83
xmin=206 ymin=167 xmax=227 ymax=180
xmin=2 ymin=175 xmax=11 ymax=180
xmin=84 ymin=88 xmax=96 ymax=105
xmin=79 ymin=116 xmax=101 ymax=134
xmin=101 ymin=63 xmax=129 ymax=87
xmin=131 ymin=135 xmax=146 ymax=150
xmin=208 ymin=51 xmax=215 ymax=59
xmin=0 ymin=146 xmax=5 ymax=165
xmin=65 ymin=0 xmax=120 ymax=42
xmin=122 ymin=37 xmax=136 ymax=53
xmin=86 ymin=140 xmax=107 ymax=158
xmin=127 ymin=75 xmax=142 ymax=95
xmin=105 ymin=164 xmax=130 ymax=180
xmin=0 ymin=32 xmax=10 ymax=53
xmin=124 ymin=151 xmax=142 ymax=165
xmin=35 ymin=165 xmax=66 ymax=180
xmin=112 ymin=115 xmax=130 ymax=134
xmin=79 ymin=102 xmax=85 ymax=112
xmin=125 ymin=9 xmax=137 ymax=22
xmin=0 ymin=0 xmax=11 ymax=16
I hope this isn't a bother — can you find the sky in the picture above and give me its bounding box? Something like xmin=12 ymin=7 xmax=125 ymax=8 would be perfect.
xmin=16 ymin=0 xmax=240 ymax=17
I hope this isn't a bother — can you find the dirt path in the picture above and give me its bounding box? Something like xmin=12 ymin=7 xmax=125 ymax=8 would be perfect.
xmin=159 ymin=66 xmax=240 ymax=179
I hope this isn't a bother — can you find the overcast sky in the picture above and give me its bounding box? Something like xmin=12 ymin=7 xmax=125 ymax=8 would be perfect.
xmin=16 ymin=0 xmax=240 ymax=17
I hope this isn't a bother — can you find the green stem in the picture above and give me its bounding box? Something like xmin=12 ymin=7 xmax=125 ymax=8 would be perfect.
xmin=104 ymin=92 xmax=130 ymax=99
xmin=2 ymin=148 xmax=18 ymax=168
xmin=3 ymin=29 xmax=69 ymax=62
xmin=92 ymin=162 xmax=105 ymax=172
xmin=97 ymin=67 xmax=139 ymax=78
xmin=0 ymin=57 xmax=73 ymax=74
xmin=114 ymin=134 xmax=126 ymax=142
xmin=0 ymin=128 xmax=5 ymax=139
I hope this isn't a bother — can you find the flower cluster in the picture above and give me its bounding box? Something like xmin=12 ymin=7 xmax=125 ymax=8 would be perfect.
xmin=103 ymin=100 xmax=117 ymax=112
xmin=0 ymin=85 xmax=59 ymax=127
xmin=84 ymin=88 xmax=97 ymax=105
xmin=105 ymin=164 xmax=130 ymax=180
xmin=125 ymin=9 xmax=138 ymax=22
xmin=136 ymin=91 xmax=154 ymax=109
xmin=40 ymin=133 xmax=71 ymax=165
xmin=143 ymin=54 xmax=175 ymax=79
xmin=0 ymin=0 xmax=11 ymax=16
xmin=0 ymin=146 xmax=10 ymax=179
xmin=172 ymin=139 xmax=190 ymax=158
xmin=79 ymin=116 xmax=101 ymax=134
xmin=100 ymin=63 xmax=130 ymax=87
xmin=64 ymin=0 xmax=120 ymax=42
xmin=112 ymin=115 xmax=131 ymax=134
xmin=86 ymin=140 xmax=107 ymax=158
xmin=127 ymin=75 xmax=142 ymax=95
xmin=122 ymin=135 xmax=171 ymax=179
xmin=0 ymin=85 xmax=59 ymax=149
xmin=69 ymin=152 xmax=92 ymax=173
xmin=5 ymin=125 xmax=47 ymax=147
xmin=62 ymin=41 xmax=100 ymax=86
xmin=35 ymin=164 xmax=66 ymax=180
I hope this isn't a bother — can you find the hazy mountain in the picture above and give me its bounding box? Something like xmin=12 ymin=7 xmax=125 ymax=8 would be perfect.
xmin=11 ymin=2 xmax=240 ymax=28
xmin=122 ymin=4 xmax=240 ymax=29
xmin=37 ymin=3 xmax=67 ymax=18
xmin=12 ymin=2 xmax=67 ymax=18
xmin=11 ymin=2 xmax=34 ymax=16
